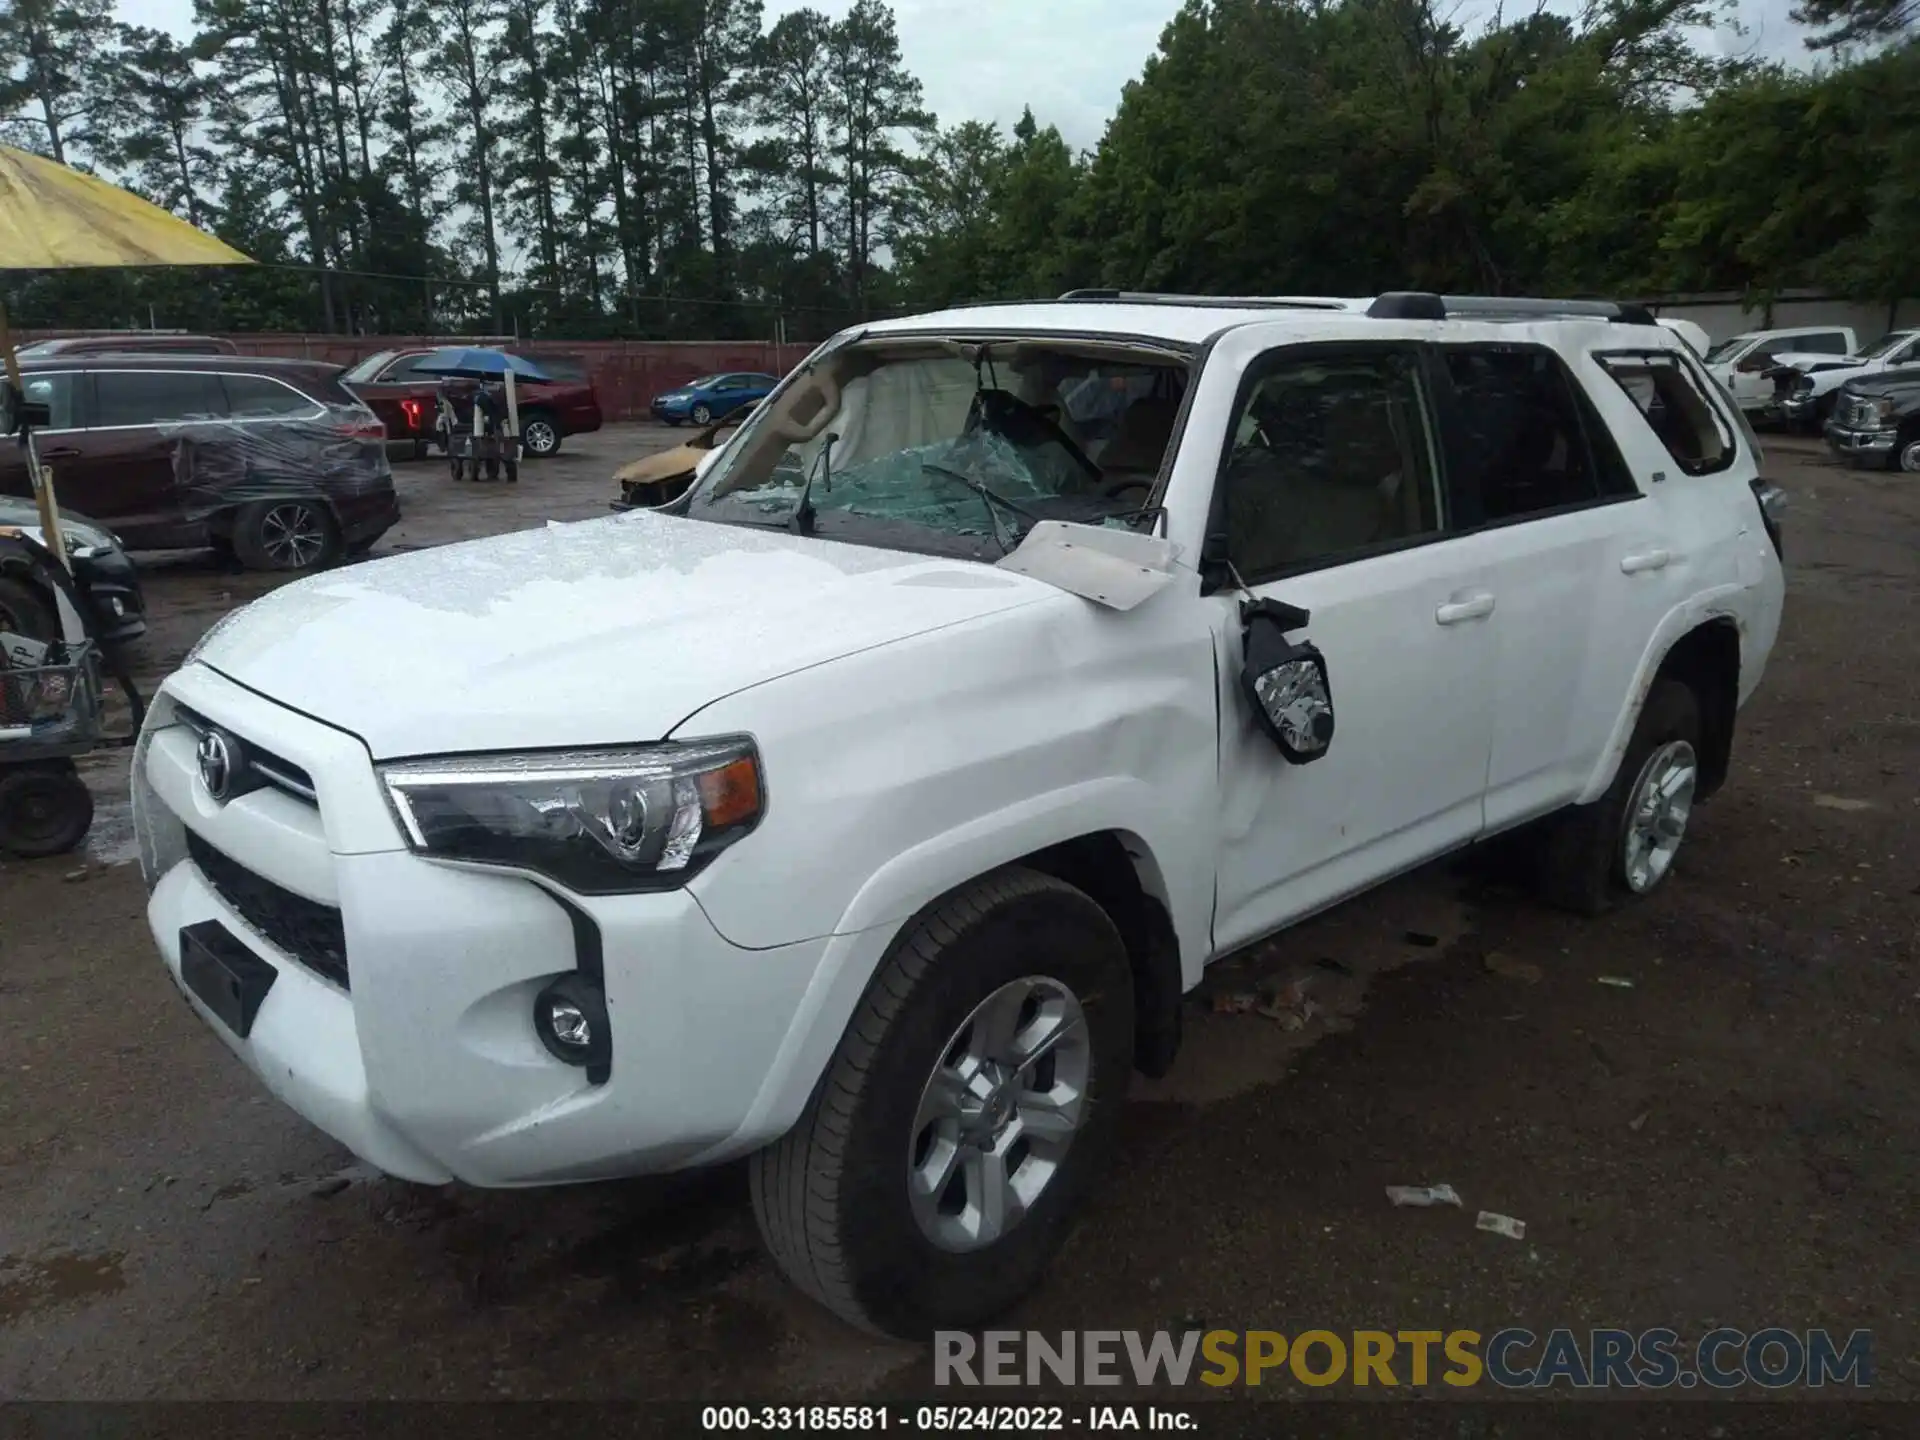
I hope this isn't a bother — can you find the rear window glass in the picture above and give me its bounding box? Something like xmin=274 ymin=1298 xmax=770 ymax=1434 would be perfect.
xmin=223 ymin=374 xmax=319 ymax=418
xmin=92 ymin=370 xmax=226 ymax=427
xmin=1598 ymin=352 xmax=1736 ymax=475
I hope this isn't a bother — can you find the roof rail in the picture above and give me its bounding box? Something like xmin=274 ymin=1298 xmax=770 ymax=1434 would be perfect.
xmin=1367 ymin=292 xmax=1659 ymax=326
xmin=1057 ymin=289 xmax=1352 ymax=311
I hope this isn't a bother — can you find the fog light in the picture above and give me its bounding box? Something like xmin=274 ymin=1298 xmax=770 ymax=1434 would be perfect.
xmin=533 ymin=973 xmax=611 ymax=1077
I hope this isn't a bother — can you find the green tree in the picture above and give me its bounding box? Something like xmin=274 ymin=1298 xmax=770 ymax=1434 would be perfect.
xmin=0 ymin=0 xmax=120 ymax=163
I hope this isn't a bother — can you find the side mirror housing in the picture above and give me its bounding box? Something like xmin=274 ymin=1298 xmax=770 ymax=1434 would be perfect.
xmin=1240 ymin=597 xmax=1334 ymax=764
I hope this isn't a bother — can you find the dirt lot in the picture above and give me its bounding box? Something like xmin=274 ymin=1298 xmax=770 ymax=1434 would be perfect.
xmin=0 ymin=425 xmax=1915 ymax=1408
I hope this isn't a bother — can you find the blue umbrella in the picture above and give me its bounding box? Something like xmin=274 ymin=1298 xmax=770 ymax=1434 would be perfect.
xmin=412 ymin=347 xmax=551 ymax=382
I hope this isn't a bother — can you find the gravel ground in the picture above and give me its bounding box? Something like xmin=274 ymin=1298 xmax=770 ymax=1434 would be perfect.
xmin=0 ymin=427 xmax=1914 ymax=1409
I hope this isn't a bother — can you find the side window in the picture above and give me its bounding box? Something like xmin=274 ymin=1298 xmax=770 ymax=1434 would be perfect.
xmin=1893 ymin=338 xmax=1920 ymax=366
xmin=1220 ymin=347 xmax=1442 ymax=579
xmin=21 ymin=373 xmax=78 ymax=430
xmin=1797 ymin=332 xmax=1849 ymax=355
xmin=379 ymin=355 xmax=426 ymax=381
xmin=1438 ymin=346 xmax=1604 ymax=524
xmin=92 ymin=371 xmax=226 ymax=428
xmin=222 ymin=375 xmax=319 ymax=419
xmin=1596 ymin=352 xmax=1736 ymax=475
xmin=1736 ymin=342 xmax=1783 ymax=374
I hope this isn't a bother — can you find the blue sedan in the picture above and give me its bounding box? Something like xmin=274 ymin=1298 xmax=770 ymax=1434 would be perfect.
xmin=649 ymin=372 xmax=780 ymax=426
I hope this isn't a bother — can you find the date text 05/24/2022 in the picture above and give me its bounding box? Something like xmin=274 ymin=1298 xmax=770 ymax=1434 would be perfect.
xmin=701 ymin=1406 xmax=1196 ymax=1432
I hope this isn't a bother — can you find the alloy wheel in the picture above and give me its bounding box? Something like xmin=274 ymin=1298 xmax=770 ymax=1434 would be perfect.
xmin=259 ymin=503 xmax=328 ymax=568
xmin=523 ymin=419 xmax=559 ymax=455
xmin=1620 ymin=739 xmax=1697 ymax=894
xmin=907 ymin=975 xmax=1090 ymax=1253
xmin=1899 ymin=439 xmax=1920 ymax=474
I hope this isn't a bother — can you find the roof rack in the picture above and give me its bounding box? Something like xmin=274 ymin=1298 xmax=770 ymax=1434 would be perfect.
xmin=1056 ymin=289 xmax=1353 ymax=311
xmin=1366 ymin=292 xmax=1659 ymax=327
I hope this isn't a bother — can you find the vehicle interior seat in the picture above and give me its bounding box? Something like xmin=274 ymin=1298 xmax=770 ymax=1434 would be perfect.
xmin=1098 ymin=396 xmax=1181 ymax=479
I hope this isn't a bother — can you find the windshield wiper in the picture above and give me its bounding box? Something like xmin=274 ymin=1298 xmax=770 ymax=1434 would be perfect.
xmin=789 ymin=432 xmax=839 ymax=536
xmin=920 ymin=461 xmax=1043 ymax=556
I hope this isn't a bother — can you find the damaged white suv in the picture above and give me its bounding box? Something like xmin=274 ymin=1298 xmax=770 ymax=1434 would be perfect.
xmin=134 ymin=291 xmax=1785 ymax=1338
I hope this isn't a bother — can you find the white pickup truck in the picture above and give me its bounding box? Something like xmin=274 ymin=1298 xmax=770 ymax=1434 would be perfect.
xmin=133 ymin=291 xmax=1785 ymax=1339
xmin=1765 ymin=328 xmax=1920 ymax=431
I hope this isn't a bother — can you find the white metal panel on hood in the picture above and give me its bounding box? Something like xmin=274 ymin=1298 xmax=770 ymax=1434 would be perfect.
xmin=192 ymin=511 xmax=1053 ymax=758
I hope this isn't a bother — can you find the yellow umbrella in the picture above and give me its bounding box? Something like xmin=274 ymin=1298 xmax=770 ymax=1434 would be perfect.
xmin=0 ymin=143 xmax=253 ymax=564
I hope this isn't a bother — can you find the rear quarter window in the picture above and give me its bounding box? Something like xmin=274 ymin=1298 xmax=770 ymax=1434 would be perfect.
xmin=1597 ymin=352 xmax=1737 ymax=475
xmin=91 ymin=370 xmax=227 ymax=427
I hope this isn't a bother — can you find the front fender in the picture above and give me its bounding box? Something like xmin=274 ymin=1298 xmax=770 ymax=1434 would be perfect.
xmin=695 ymin=780 xmax=1194 ymax=1166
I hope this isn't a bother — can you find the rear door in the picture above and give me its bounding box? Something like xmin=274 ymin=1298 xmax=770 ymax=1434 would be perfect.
xmin=1426 ymin=343 xmax=1648 ymax=831
xmin=75 ymin=368 xmax=230 ymax=541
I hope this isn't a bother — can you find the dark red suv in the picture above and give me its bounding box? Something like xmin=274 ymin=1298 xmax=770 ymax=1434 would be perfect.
xmin=341 ymin=348 xmax=603 ymax=458
xmin=0 ymin=355 xmax=400 ymax=571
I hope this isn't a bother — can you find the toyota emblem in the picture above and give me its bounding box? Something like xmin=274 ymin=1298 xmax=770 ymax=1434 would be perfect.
xmin=196 ymin=729 xmax=236 ymax=802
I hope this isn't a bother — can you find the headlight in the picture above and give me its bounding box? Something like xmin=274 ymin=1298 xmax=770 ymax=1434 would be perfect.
xmin=1869 ymin=397 xmax=1896 ymax=424
xmin=379 ymin=739 xmax=764 ymax=894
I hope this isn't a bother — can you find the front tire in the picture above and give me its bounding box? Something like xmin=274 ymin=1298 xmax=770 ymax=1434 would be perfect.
xmin=691 ymin=403 xmax=713 ymax=426
xmin=750 ymin=867 xmax=1134 ymax=1339
xmin=0 ymin=761 xmax=93 ymax=858
xmin=1898 ymin=432 xmax=1920 ymax=474
xmin=1535 ymin=678 xmax=1703 ymax=914
xmin=0 ymin=575 xmax=58 ymax=642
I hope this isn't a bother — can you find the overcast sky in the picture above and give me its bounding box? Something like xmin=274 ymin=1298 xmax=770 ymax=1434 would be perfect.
xmin=123 ymin=0 xmax=1818 ymax=153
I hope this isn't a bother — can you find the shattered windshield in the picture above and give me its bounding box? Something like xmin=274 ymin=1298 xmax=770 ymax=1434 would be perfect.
xmin=684 ymin=339 xmax=1187 ymax=560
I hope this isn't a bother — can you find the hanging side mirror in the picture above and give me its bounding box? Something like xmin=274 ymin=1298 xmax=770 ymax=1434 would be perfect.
xmin=1240 ymin=596 xmax=1334 ymax=764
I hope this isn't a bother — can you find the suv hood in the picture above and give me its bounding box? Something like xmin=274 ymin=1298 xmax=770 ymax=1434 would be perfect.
xmin=1770 ymin=350 xmax=1866 ymax=373
xmin=192 ymin=511 xmax=1052 ymax=758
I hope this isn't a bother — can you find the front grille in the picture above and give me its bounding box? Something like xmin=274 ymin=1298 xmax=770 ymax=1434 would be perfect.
xmin=185 ymin=829 xmax=350 ymax=990
xmin=174 ymin=705 xmax=318 ymax=805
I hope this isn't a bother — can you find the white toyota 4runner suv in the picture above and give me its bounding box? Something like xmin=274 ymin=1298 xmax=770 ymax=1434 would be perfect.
xmin=133 ymin=292 xmax=1785 ymax=1339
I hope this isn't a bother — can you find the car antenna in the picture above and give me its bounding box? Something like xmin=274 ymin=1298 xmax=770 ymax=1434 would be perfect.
xmin=789 ymin=431 xmax=839 ymax=536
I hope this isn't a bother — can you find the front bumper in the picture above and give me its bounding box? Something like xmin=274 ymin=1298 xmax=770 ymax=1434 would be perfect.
xmin=649 ymin=399 xmax=690 ymax=421
xmin=1767 ymin=393 xmax=1818 ymax=425
xmin=72 ymin=548 xmax=147 ymax=644
xmin=135 ymin=665 xmax=834 ymax=1188
xmin=1825 ymin=424 xmax=1896 ymax=463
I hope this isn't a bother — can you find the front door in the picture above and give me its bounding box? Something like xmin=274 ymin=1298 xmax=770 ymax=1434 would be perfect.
xmin=76 ymin=368 xmax=231 ymax=544
xmin=1206 ymin=338 xmax=1498 ymax=954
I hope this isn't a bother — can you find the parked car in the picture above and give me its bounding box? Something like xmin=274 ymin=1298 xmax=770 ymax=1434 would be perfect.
xmin=649 ymin=371 xmax=779 ymax=426
xmin=1655 ymin=316 xmax=1711 ymax=358
xmin=0 ymin=497 xmax=147 ymax=645
xmin=1702 ymin=325 xmax=1857 ymax=415
xmin=132 ymin=291 xmax=1782 ymax=1339
xmin=0 ymin=355 xmax=399 ymax=571
xmin=1824 ymin=366 xmax=1920 ymax=472
xmin=1765 ymin=328 xmax=1920 ymax=432
xmin=15 ymin=333 xmax=239 ymax=360
xmin=340 ymin=348 xmax=603 ymax=458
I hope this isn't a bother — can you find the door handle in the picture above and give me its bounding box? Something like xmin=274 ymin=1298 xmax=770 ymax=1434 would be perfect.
xmin=1435 ymin=594 xmax=1496 ymax=625
xmin=1621 ymin=549 xmax=1672 ymax=574
xmin=36 ymin=446 xmax=81 ymax=459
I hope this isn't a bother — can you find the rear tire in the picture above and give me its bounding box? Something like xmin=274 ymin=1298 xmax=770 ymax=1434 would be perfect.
xmin=230 ymin=499 xmax=340 ymax=572
xmin=0 ymin=761 xmax=93 ymax=858
xmin=749 ymin=866 xmax=1134 ymax=1339
xmin=1535 ymin=678 xmax=1703 ymax=915
xmin=520 ymin=414 xmax=561 ymax=456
